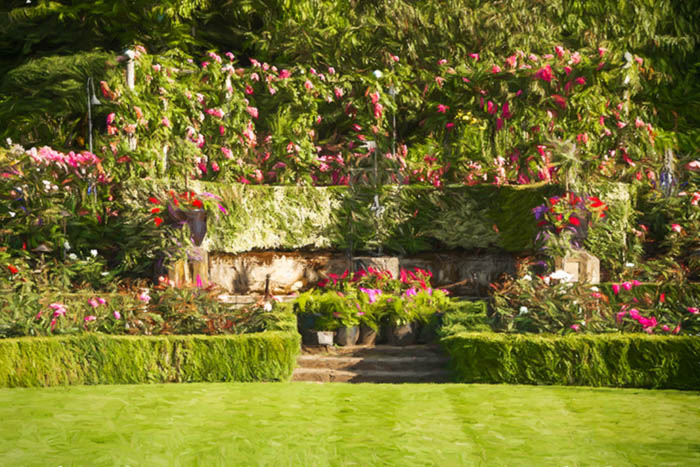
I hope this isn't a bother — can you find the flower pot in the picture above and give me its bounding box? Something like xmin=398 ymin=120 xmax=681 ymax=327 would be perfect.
xmin=316 ymin=330 xmax=335 ymax=346
xmin=358 ymin=323 xmax=377 ymax=346
xmin=387 ymin=322 xmax=417 ymax=346
xmin=335 ymin=325 xmax=359 ymax=346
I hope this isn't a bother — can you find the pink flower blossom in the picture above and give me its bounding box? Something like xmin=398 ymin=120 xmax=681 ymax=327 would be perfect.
xmin=612 ymin=284 xmax=620 ymax=295
xmin=278 ymin=69 xmax=290 ymax=79
xmin=206 ymin=108 xmax=224 ymax=118
xmin=106 ymin=113 xmax=115 ymax=125
xmin=688 ymin=307 xmax=699 ymax=315
xmin=390 ymin=54 xmax=400 ymax=62
xmin=437 ymin=59 xmax=447 ymax=65
xmin=685 ymin=161 xmax=700 ymax=171
xmin=437 ymin=104 xmax=449 ymax=113
xmin=575 ymin=77 xmax=586 ymax=85
xmin=555 ymin=46 xmax=565 ymax=58
xmin=570 ymin=324 xmax=580 ymax=331
xmin=671 ymin=224 xmax=682 ymax=233
xmin=138 ymin=291 xmax=151 ymax=303
xmin=622 ymin=281 xmax=633 ymax=291
xmin=49 ymin=303 xmax=67 ymax=317
xmin=598 ymin=47 xmax=607 ymax=57
xmin=469 ymin=53 xmax=479 ymax=61
xmin=491 ymin=65 xmax=502 ymax=73
xmin=161 ymin=116 xmax=171 ymax=128
xmin=113 ymin=311 xmax=121 ymax=320
xmin=84 ymin=315 xmax=96 ymax=322
xmin=88 ymin=298 xmax=100 ymax=308
xmin=486 ymin=101 xmax=497 ymax=115
xmin=304 ymin=80 xmax=314 ymax=90
xmin=534 ymin=65 xmax=553 ymax=82
xmin=570 ymin=52 xmax=581 ymax=64
xmin=435 ymin=76 xmax=445 ymax=87
xmin=445 ymin=122 xmax=454 ymax=129
xmin=246 ymin=106 xmax=259 ymax=119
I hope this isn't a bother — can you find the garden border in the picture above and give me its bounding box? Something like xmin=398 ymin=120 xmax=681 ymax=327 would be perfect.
xmin=441 ymin=332 xmax=700 ymax=389
xmin=0 ymin=331 xmax=300 ymax=387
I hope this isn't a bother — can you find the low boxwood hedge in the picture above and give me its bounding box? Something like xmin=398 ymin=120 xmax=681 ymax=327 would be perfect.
xmin=441 ymin=332 xmax=700 ymax=390
xmin=0 ymin=331 xmax=300 ymax=388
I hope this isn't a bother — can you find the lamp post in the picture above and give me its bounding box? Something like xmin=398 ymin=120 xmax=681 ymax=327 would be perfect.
xmin=86 ymin=77 xmax=101 ymax=154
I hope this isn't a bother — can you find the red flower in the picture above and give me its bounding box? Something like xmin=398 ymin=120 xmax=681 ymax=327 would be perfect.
xmin=150 ymin=207 xmax=161 ymax=214
xmin=154 ymin=217 xmax=164 ymax=227
xmin=7 ymin=264 xmax=18 ymax=275
xmin=148 ymin=197 xmax=160 ymax=204
xmin=192 ymin=199 xmax=203 ymax=209
xmin=317 ymin=279 xmax=329 ymax=288
xmin=569 ymin=216 xmax=581 ymax=226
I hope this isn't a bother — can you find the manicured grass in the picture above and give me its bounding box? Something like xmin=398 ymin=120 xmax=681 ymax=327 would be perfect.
xmin=1 ymin=383 xmax=698 ymax=466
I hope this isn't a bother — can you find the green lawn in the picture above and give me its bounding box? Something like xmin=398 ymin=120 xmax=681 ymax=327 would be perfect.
xmin=1 ymin=383 xmax=698 ymax=466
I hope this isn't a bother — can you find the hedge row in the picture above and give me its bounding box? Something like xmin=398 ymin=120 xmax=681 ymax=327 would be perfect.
xmin=441 ymin=332 xmax=700 ymax=390
xmin=125 ymin=179 xmax=632 ymax=256
xmin=0 ymin=332 xmax=300 ymax=388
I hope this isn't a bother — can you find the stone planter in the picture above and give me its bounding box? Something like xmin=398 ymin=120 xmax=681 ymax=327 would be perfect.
xmin=386 ymin=322 xmax=418 ymax=346
xmin=358 ymin=323 xmax=378 ymax=346
xmin=335 ymin=326 xmax=359 ymax=346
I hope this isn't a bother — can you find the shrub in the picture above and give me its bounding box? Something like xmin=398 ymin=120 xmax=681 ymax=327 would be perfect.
xmin=441 ymin=332 xmax=700 ymax=389
xmin=0 ymin=332 xmax=300 ymax=387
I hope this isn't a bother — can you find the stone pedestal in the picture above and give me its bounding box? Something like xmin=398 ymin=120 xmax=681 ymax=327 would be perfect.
xmin=353 ymin=256 xmax=399 ymax=277
xmin=555 ymin=250 xmax=600 ymax=284
xmin=169 ymin=247 xmax=209 ymax=286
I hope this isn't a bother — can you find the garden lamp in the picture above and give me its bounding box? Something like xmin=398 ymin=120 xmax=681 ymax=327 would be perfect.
xmin=86 ymin=77 xmax=101 ymax=154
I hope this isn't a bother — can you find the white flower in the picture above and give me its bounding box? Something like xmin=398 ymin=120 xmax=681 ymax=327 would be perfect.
xmin=63 ymin=241 xmax=71 ymax=250
xmin=8 ymin=211 xmax=15 ymax=218
xmin=90 ymin=249 xmax=98 ymax=257
xmin=550 ymin=269 xmax=574 ymax=282
xmin=101 ymin=272 xmax=109 ymax=276
xmin=518 ymin=306 xmax=529 ymax=315
xmin=263 ymin=302 xmax=273 ymax=312
xmin=522 ymin=274 xmax=532 ymax=281
xmin=68 ymin=253 xmax=78 ymax=261
xmin=590 ymin=286 xmax=600 ymax=292
xmin=373 ymin=70 xmax=383 ymax=78
xmin=625 ymin=262 xmax=635 ymax=268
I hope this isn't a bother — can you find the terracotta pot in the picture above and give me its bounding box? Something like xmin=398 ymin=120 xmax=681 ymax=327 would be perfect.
xmin=387 ymin=322 xmax=417 ymax=346
xmin=358 ymin=323 xmax=377 ymax=346
xmin=335 ymin=326 xmax=360 ymax=346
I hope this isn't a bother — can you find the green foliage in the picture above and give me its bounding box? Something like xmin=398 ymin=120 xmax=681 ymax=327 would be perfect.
xmin=441 ymin=332 xmax=700 ymax=389
xmin=0 ymin=331 xmax=300 ymax=387
xmin=437 ymin=300 xmax=491 ymax=337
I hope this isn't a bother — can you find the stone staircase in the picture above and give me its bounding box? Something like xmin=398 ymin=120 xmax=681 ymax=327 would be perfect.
xmin=292 ymin=345 xmax=452 ymax=383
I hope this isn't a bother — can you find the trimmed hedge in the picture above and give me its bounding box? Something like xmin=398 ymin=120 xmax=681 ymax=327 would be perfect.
xmin=441 ymin=332 xmax=700 ymax=390
xmin=124 ymin=179 xmax=632 ymax=255
xmin=0 ymin=332 xmax=300 ymax=388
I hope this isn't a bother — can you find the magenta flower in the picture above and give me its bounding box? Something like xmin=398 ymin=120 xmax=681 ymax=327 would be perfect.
xmin=491 ymin=65 xmax=502 ymax=73
xmin=304 ymin=80 xmax=314 ymax=90
xmin=671 ymin=224 xmax=682 ymax=233
xmin=612 ymin=284 xmax=620 ymax=295
xmin=113 ymin=311 xmax=121 ymax=320
xmin=390 ymin=54 xmax=399 ymax=62
xmin=106 ymin=113 xmax=115 ymax=125
xmin=486 ymin=101 xmax=497 ymax=115
xmin=688 ymin=307 xmax=699 ymax=315
xmin=138 ymin=291 xmax=151 ymax=303
xmin=88 ymin=298 xmax=100 ymax=308
xmin=622 ymin=281 xmax=633 ymax=291
xmin=570 ymin=324 xmax=580 ymax=331
xmin=534 ymin=65 xmax=553 ymax=82
xmin=437 ymin=104 xmax=449 ymax=113
xmin=49 ymin=303 xmax=67 ymax=317
xmin=246 ymin=106 xmax=259 ymax=119
xmin=278 ymin=69 xmax=290 ymax=79
xmin=84 ymin=315 xmax=96 ymax=322
xmin=469 ymin=53 xmax=479 ymax=61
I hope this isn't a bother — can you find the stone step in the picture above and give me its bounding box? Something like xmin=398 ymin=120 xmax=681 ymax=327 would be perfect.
xmin=292 ymin=367 xmax=453 ymax=384
xmin=296 ymin=354 xmax=448 ymax=372
xmin=300 ymin=344 xmax=447 ymax=358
